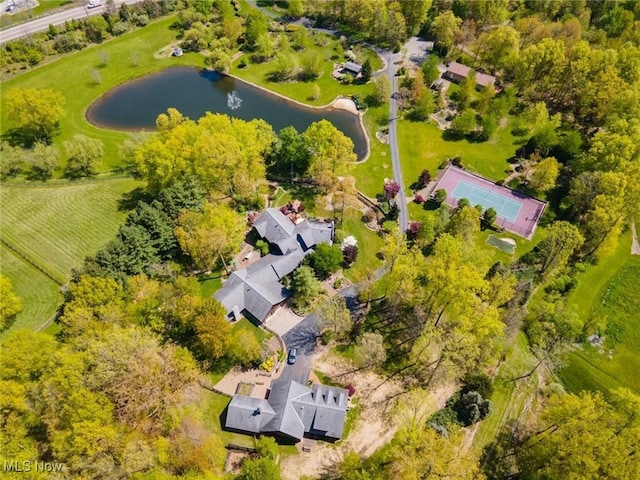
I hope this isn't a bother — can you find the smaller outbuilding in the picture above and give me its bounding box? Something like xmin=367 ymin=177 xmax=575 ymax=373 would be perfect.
xmin=343 ymin=61 xmax=363 ymax=75
xmin=172 ymin=46 xmax=184 ymax=57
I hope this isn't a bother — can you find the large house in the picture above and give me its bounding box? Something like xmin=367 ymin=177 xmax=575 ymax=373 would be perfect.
xmin=225 ymin=377 xmax=350 ymax=442
xmin=214 ymin=208 xmax=333 ymax=323
xmin=444 ymin=61 xmax=496 ymax=88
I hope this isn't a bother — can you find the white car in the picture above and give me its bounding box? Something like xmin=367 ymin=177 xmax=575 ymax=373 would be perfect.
xmin=87 ymin=0 xmax=102 ymax=8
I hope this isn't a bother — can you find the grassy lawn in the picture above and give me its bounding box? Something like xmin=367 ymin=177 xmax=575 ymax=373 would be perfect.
xmin=472 ymin=332 xmax=540 ymax=453
xmin=1 ymin=15 xmax=203 ymax=171
xmin=0 ymin=177 xmax=142 ymax=283
xmin=565 ymin=231 xmax=632 ymax=320
xmin=199 ymin=271 xmax=224 ymax=298
xmin=229 ymin=33 xmax=378 ymax=107
xmin=338 ymin=209 xmax=384 ymax=281
xmin=353 ymin=103 xmax=392 ymax=197
xmin=0 ymin=247 xmax=62 ymax=336
xmin=558 ymin=248 xmax=640 ymax=397
xmin=231 ymin=318 xmax=270 ymax=345
xmin=397 ymin=119 xmax=522 ymax=193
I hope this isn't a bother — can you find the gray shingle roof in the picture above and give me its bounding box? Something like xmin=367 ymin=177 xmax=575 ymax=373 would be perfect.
xmin=225 ymin=395 xmax=277 ymax=434
xmin=344 ymin=61 xmax=362 ymax=74
xmin=214 ymin=210 xmax=333 ymax=323
xmin=259 ymin=379 xmax=349 ymax=441
xmin=253 ymin=208 xmax=295 ymax=244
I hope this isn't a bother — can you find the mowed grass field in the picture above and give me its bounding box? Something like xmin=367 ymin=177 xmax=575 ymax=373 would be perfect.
xmin=559 ymin=247 xmax=640 ymax=397
xmin=1 ymin=15 xmax=203 ymax=170
xmin=1 ymin=177 xmax=142 ymax=286
xmin=397 ymin=119 xmax=522 ymax=190
xmin=0 ymin=247 xmax=62 ymax=336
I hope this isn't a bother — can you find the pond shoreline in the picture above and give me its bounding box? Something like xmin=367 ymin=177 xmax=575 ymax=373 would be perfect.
xmin=85 ymin=65 xmax=370 ymax=163
xmin=225 ymin=71 xmax=371 ymax=163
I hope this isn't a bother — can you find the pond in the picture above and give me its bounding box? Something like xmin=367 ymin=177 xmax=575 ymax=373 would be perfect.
xmin=86 ymin=66 xmax=367 ymax=160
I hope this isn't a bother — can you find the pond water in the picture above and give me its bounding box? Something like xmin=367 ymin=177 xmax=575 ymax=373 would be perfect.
xmin=86 ymin=66 xmax=367 ymax=160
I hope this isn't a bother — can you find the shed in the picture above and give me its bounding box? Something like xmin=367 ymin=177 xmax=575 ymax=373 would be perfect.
xmin=343 ymin=62 xmax=363 ymax=75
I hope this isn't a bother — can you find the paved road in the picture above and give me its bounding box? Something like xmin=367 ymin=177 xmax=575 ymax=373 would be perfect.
xmin=0 ymin=0 xmax=141 ymax=43
xmin=385 ymin=51 xmax=408 ymax=232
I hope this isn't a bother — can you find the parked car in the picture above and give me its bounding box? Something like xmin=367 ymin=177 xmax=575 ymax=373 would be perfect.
xmin=287 ymin=348 xmax=297 ymax=365
xmin=87 ymin=0 xmax=102 ymax=8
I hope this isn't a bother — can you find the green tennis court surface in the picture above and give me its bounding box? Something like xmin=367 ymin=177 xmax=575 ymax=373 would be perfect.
xmin=452 ymin=180 xmax=522 ymax=222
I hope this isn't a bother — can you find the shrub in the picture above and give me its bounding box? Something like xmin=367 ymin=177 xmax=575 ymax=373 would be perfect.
xmin=342 ymin=244 xmax=359 ymax=264
xmin=414 ymin=194 xmax=425 ymax=204
xmin=418 ymin=169 xmax=431 ymax=188
xmin=256 ymin=240 xmax=269 ymax=256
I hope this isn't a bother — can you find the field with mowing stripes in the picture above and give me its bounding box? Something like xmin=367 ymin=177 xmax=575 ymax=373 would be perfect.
xmin=1 ymin=178 xmax=142 ymax=281
xmin=0 ymin=247 xmax=62 ymax=336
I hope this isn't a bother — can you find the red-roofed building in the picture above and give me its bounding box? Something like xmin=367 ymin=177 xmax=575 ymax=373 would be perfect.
xmin=445 ymin=61 xmax=496 ymax=88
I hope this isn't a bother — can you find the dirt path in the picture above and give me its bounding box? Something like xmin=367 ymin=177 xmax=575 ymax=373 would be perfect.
xmin=279 ymin=350 xmax=457 ymax=479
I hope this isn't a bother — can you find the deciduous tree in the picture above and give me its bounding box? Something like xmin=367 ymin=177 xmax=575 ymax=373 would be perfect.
xmin=536 ymin=221 xmax=584 ymax=274
xmin=0 ymin=275 xmax=22 ymax=331
xmin=292 ymin=265 xmax=321 ymax=310
xmin=175 ymin=201 xmax=245 ymax=272
xmin=5 ymin=87 xmax=65 ymax=144
xmin=63 ymin=134 xmax=104 ymax=178
xmin=316 ymin=294 xmax=352 ymax=340
xmin=354 ymin=332 xmax=386 ymax=368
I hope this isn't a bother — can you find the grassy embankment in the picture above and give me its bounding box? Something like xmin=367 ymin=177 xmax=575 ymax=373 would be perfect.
xmin=559 ymin=231 xmax=640 ymax=396
xmin=0 ymin=15 xmax=203 ymax=170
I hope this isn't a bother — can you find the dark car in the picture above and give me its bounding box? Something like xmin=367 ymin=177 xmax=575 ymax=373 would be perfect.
xmin=287 ymin=348 xmax=297 ymax=365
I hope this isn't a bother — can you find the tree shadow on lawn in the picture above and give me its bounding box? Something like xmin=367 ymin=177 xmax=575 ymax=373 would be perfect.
xmin=117 ymin=186 xmax=152 ymax=211
xmin=1 ymin=127 xmax=54 ymax=148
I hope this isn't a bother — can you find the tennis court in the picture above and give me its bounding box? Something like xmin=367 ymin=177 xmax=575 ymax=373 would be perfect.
xmin=432 ymin=166 xmax=547 ymax=240
xmin=452 ymin=181 xmax=522 ymax=222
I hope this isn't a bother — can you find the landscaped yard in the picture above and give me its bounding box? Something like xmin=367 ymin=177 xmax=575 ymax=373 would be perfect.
xmin=338 ymin=209 xmax=384 ymax=281
xmin=0 ymin=177 xmax=142 ymax=282
xmin=1 ymin=15 xmax=202 ymax=170
xmin=397 ymin=119 xmax=522 ymax=192
xmin=353 ymin=103 xmax=392 ymax=197
xmin=230 ymin=33 xmax=381 ymax=108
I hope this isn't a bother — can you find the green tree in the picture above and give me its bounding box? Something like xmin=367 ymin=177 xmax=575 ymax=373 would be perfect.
xmin=26 ymin=142 xmax=59 ymax=181
xmin=449 ymin=109 xmax=477 ymax=137
xmin=254 ymin=33 xmax=276 ymax=62
xmin=388 ymin=426 xmax=485 ymax=479
xmin=433 ymin=188 xmax=448 ymax=205
xmin=421 ymin=54 xmax=440 ymax=86
xmin=245 ymin=10 xmax=268 ymax=49
xmin=361 ymin=58 xmax=372 ymax=82
xmin=299 ymin=49 xmax=323 ymax=80
xmin=0 ymin=143 xmax=24 ymax=179
xmin=271 ymin=52 xmax=296 ymax=81
xmin=482 ymin=207 xmax=497 ymax=228
xmin=431 ymin=11 xmax=462 ymax=52
xmin=456 ymin=70 xmax=476 ymax=110
xmin=5 ymin=87 xmax=65 ymax=143
xmin=125 ymin=201 xmax=177 ymax=260
xmin=316 ymin=294 xmax=352 ymax=341
xmin=175 ymin=201 xmax=245 ymax=273
xmin=530 ymin=156 xmax=560 ymax=193
xmin=307 ymin=243 xmax=343 ymax=279
xmin=194 ymin=299 xmax=231 ymax=359
xmin=237 ymin=457 xmax=282 ymax=480
xmin=479 ymin=25 xmax=519 ymax=72
xmin=400 ymin=0 xmax=432 ymax=36
xmin=517 ymin=390 xmax=640 ymax=480
xmin=287 ymin=0 xmax=304 ymax=18
xmin=63 ymin=134 xmax=104 ymax=178
xmin=536 ymin=221 xmax=584 ymax=274
xmin=373 ymin=76 xmax=391 ymax=105
xmin=272 ymin=126 xmax=310 ymax=179
xmin=292 ymin=265 xmax=321 ymax=310
xmin=447 ymin=204 xmax=480 ymax=242
xmin=0 ymin=276 xmax=22 ymax=331
xmin=255 ymin=436 xmax=279 ymax=460
xmin=411 ymin=90 xmax=435 ymax=121
xmin=303 ymin=120 xmax=356 ymax=192
xmin=479 ymin=114 xmax=497 ymax=141
xmin=354 ymin=332 xmax=386 ymax=368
